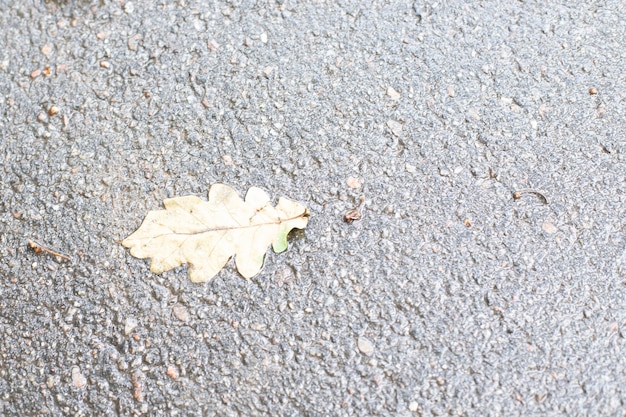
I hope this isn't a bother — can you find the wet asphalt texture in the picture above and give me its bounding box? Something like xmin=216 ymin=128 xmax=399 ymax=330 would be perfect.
xmin=1 ymin=0 xmax=626 ymax=416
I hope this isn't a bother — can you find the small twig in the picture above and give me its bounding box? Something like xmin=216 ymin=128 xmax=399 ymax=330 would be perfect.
xmin=28 ymin=239 xmax=72 ymax=262
xmin=344 ymin=195 xmax=366 ymax=223
xmin=512 ymin=189 xmax=549 ymax=204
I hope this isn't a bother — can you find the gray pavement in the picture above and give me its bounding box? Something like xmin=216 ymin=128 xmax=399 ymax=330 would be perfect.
xmin=1 ymin=0 xmax=625 ymax=416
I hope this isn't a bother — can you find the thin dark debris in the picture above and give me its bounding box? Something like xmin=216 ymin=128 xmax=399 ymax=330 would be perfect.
xmin=344 ymin=195 xmax=366 ymax=223
xmin=28 ymin=239 xmax=72 ymax=262
xmin=512 ymin=189 xmax=549 ymax=204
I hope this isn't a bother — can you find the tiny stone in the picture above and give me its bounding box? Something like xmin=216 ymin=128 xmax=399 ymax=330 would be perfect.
xmin=207 ymin=39 xmax=219 ymax=52
xmin=222 ymin=154 xmax=234 ymax=165
xmin=46 ymin=375 xmax=58 ymax=389
xmin=357 ymin=337 xmax=374 ymax=356
xmin=467 ymin=108 xmax=480 ymax=120
xmin=166 ymin=365 xmax=179 ymax=379
xmin=128 ymin=35 xmax=138 ymax=51
xmin=387 ymin=120 xmax=403 ymax=137
xmin=48 ymin=105 xmax=60 ymax=116
xmin=117 ymin=358 xmax=128 ymax=371
xmin=346 ymin=177 xmax=363 ymax=189
xmin=31 ymin=69 xmax=41 ymax=78
xmin=173 ymin=304 xmax=189 ymax=322
xmin=589 ymin=87 xmax=597 ymax=95
xmin=124 ymin=2 xmax=134 ymax=13
xmin=409 ymin=401 xmax=419 ymax=412
xmin=447 ymin=85 xmax=455 ymax=97
xmin=41 ymin=44 xmax=53 ymax=56
xmin=260 ymin=32 xmax=268 ymax=43
xmin=386 ymin=86 xmax=401 ymax=101
xmin=132 ymin=371 xmax=144 ymax=402
xmin=100 ymin=61 xmax=110 ymax=69
xmin=124 ymin=317 xmax=138 ymax=335
xmin=405 ymin=164 xmax=416 ymax=173
xmin=71 ymin=367 xmax=86 ymax=388
xmin=542 ymin=221 xmax=558 ymax=234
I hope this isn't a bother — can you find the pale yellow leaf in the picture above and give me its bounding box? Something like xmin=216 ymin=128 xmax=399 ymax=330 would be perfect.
xmin=122 ymin=184 xmax=309 ymax=283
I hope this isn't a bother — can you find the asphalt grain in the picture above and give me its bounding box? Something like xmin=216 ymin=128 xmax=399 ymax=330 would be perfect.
xmin=1 ymin=1 xmax=625 ymax=416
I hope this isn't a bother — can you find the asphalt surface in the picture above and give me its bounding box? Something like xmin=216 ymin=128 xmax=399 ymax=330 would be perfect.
xmin=1 ymin=0 xmax=626 ymax=416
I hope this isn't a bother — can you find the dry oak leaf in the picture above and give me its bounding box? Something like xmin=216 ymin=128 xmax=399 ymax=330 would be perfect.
xmin=122 ymin=184 xmax=309 ymax=283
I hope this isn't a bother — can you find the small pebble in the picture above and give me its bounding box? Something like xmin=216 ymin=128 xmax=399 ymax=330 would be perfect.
xmin=71 ymin=366 xmax=86 ymax=388
xmin=207 ymin=39 xmax=219 ymax=52
xmin=357 ymin=337 xmax=374 ymax=356
xmin=346 ymin=177 xmax=363 ymax=189
xmin=132 ymin=371 xmax=144 ymax=402
xmin=48 ymin=105 xmax=60 ymax=116
xmin=222 ymin=154 xmax=234 ymax=166
xmin=467 ymin=107 xmax=480 ymax=120
xmin=589 ymin=87 xmax=597 ymax=95
xmin=124 ymin=317 xmax=138 ymax=335
xmin=386 ymin=86 xmax=401 ymax=101
xmin=542 ymin=221 xmax=558 ymax=234
xmin=172 ymin=304 xmax=189 ymax=322
xmin=166 ymin=365 xmax=179 ymax=379
xmin=41 ymin=44 xmax=53 ymax=56
xmin=128 ymin=35 xmax=139 ymax=51
xmin=387 ymin=120 xmax=403 ymax=137
xmin=46 ymin=375 xmax=59 ymax=389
